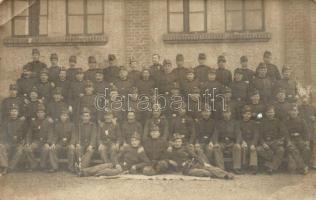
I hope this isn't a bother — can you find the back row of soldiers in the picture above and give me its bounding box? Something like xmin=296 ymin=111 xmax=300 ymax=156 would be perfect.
xmin=0 ymin=49 xmax=315 ymax=178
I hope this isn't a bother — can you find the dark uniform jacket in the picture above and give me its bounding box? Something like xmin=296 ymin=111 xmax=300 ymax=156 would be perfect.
xmin=143 ymin=137 xmax=168 ymax=162
xmin=97 ymin=122 xmax=122 ymax=146
xmin=135 ymin=78 xmax=155 ymax=96
xmin=172 ymin=67 xmax=188 ymax=86
xmin=247 ymin=102 xmax=265 ymax=121
xmin=27 ymin=118 xmax=54 ymax=144
xmin=103 ymin=65 xmax=120 ymax=82
xmin=84 ymin=68 xmax=99 ymax=81
xmin=128 ymin=70 xmax=141 ymax=85
xmin=53 ymin=120 xmax=75 ymax=145
xmin=66 ymin=67 xmax=79 ymax=82
xmin=259 ymin=118 xmax=288 ymax=144
xmin=252 ymin=76 xmax=273 ymax=103
xmin=274 ymin=78 xmax=297 ymax=100
xmin=35 ymin=81 xmax=53 ymax=100
xmin=24 ymin=100 xmax=41 ymax=119
xmin=48 ymin=66 xmax=61 ymax=83
xmin=239 ymin=120 xmax=259 ymax=146
xmin=234 ymin=68 xmax=255 ymax=83
xmin=46 ymin=100 xmax=69 ymax=121
xmin=73 ymin=122 xmax=97 ymax=148
xmin=195 ymin=117 xmax=215 ymax=144
xmin=200 ymin=80 xmax=223 ymax=96
xmin=273 ymin=101 xmax=292 ymax=121
xmin=195 ymin=65 xmax=211 ymax=83
xmin=114 ymin=78 xmax=134 ymax=97
xmin=149 ymin=64 xmax=164 ymax=84
xmin=1 ymin=96 xmax=24 ymax=123
xmin=181 ymin=79 xmax=200 ymax=96
xmin=213 ymin=119 xmax=242 ymax=144
xmin=298 ymin=104 xmax=316 ymax=133
xmin=256 ymin=63 xmax=281 ymax=82
xmin=230 ymin=81 xmax=249 ymax=102
xmin=216 ymin=68 xmax=232 ymax=87
xmin=170 ymin=114 xmax=196 ymax=144
xmin=157 ymin=72 xmax=177 ymax=94
xmin=54 ymin=79 xmax=70 ymax=102
xmin=143 ymin=116 xmax=169 ymax=141
xmin=283 ymin=117 xmax=310 ymax=141
xmin=1 ymin=118 xmax=26 ymax=145
xmin=16 ymin=76 xmax=36 ymax=97
xmin=119 ymin=145 xmax=151 ymax=170
xmin=121 ymin=121 xmax=143 ymax=144
xmin=24 ymin=61 xmax=47 ymax=78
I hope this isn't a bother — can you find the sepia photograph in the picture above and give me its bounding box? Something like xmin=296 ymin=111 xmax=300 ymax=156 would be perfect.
xmin=0 ymin=0 xmax=315 ymax=199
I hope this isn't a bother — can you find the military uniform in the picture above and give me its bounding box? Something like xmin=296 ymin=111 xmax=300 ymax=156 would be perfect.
xmin=114 ymin=73 xmax=134 ymax=97
xmin=157 ymin=59 xmax=177 ymax=94
xmin=170 ymin=113 xmax=196 ymax=144
xmin=48 ymin=113 xmax=76 ymax=171
xmin=200 ymin=68 xmax=223 ymax=97
xmin=121 ymin=120 xmax=143 ymax=144
xmin=97 ymin=119 xmax=122 ymax=164
xmin=257 ymin=116 xmax=287 ymax=171
xmin=25 ymin=104 xmax=54 ymax=170
xmin=54 ymin=69 xmax=71 ymax=103
xmin=274 ymin=66 xmax=298 ymax=102
xmin=69 ymin=68 xmax=85 ymax=116
xmin=252 ymin=72 xmax=273 ymax=104
xmin=143 ymin=115 xmax=169 ymax=141
xmin=84 ymin=56 xmax=99 ymax=81
xmin=180 ymin=68 xmax=201 ymax=96
xmin=235 ymin=56 xmax=255 ymax=84
xmin=230 ymin=69 xmax=249 ymax=102
xmin=284 ymin=111 xmax=310 ymax=172
xmin=73 ymin=115 xmax=97 ymax=168
xmin=35 ymin=68 xmax=54 ymax=101
xmin=24 ymin=49 xmax=47 ymax=78
xmin=48 ymin=53 xmax=61 ymax=84
xmin=215 ymin=56 xmax=232 ymax=87
xmin=46 ymin=88 xmax=69 ymax=122
xmin=16 ymin=65 xmax=36 ymax=97
xmin=103 ymin=54 xmax=120 ymax=82
xmin=135 ymin=71 xmax=155 ymax=96
xmin=77 ymin=81 xmax=97 ymax=122
xmin=213 ymin=117 xmax=242 ymax=171
xmin=1 ymin=84 xmax=24 ymax=123
xmin=273 ymin=101 xmax=292 ymax=121
xmin=172 ymin=54 xmax=188 ymax=86
xmin=66 ymin=56 xmax=79 ymax=82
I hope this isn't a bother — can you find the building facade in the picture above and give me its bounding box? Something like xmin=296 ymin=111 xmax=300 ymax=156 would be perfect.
xmin=0 ymin=0 xmax=315 ymax=99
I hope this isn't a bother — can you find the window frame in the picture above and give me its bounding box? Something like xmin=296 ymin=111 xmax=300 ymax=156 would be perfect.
xmin=11 ymin=0 xmax=49 ymax=37
xmin=167 ymin=0 xmax=207 ymax=34
xmin=66 ymin=0 xmax=105 ymax=36
xmin=224 ymin=0 xmax=265 ymax=33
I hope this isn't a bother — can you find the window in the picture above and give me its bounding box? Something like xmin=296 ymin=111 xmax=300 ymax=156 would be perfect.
xmin=12 ymin=0 xmax=48 ymax=36
xmin=66 ymin=0 xmax=104 ymax=35
xmin=225 ymin=0 xmax=264 ymax=32
xmin=168 ymin=0 xmax=207 ymax=33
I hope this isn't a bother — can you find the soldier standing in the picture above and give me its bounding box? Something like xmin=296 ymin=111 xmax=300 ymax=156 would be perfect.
xmin=135 ymin=67 xmax=155 ymax=96
xmin=274 ymin=65 xmax=298 ymax=103
xmin=46 ymin=87 xmax=70 ymax=123
xmin=114 ymin=66 xmax=134 ymax=97
xmin=256 ymin=51 xmax=281 ymax=82
xmin=215 ymin=55 xmax=232 ymax=87
xmin=66 ymin=55 xmax=79 ymax=82
xmin=230 ymin=69 xmax=249 ymax=103
xmin=103 ymin=54 xmax=120 ymax=82
xmin=172 ymin=54 xmax=188 ymax=86
xmin=234 ymin=56 xmax=255 ymax=84
xmin=23 ymin=48 xmax=47 ymax=78
xmin=194 ymin=53 xmax=211 ymax=83
xmin=158 ymin=59 xmax=177 ymax=95
xmin=128 ymin=57 xmax=141 ymax=85
xmin=84 ymin=56 xmax=99 ymax=81
xmin=69 ymin=68 xmax=85 ymax=118
xmin=181 ymin=67 xmax=200 ymax=97
xmin=48 ymin=53 xmax=61 ymax=84
xmin=273 ymin=88 xmax=292 ymax=121
xmin=54 ymin=67 xmax=70 ymax=103
xmin=1 ymin=84 xmax=24 ymax=123
xmin=149 ymin=54 xmax=163 ymax=85
xmin=252 ymin=63 xmax=273 ymax=104
xmin=17 ymin=65 xmax=36 ymax=98
xmin=35 ymin=68 xmax=54 ymax=102
xmin=121 ymin=111 xmax=143 ymax=145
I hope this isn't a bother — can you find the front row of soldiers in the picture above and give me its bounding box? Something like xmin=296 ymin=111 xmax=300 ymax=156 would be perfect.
xmin=0 ymin=94 xmax=312 ymax=178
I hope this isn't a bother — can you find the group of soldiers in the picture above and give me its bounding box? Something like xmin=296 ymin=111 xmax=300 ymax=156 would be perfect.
xmin=0 ymin=48 xmax=315 ymax=179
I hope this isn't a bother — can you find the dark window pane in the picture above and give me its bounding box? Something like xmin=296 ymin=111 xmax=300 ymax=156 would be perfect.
xmin=87 ymin=15 xmax=103 ymax=34
xmin=68 ymin=16 xmax=84 ymax=34
xmin=245 ymin=10 xmax=263 ymax=30
xmin=226 ymin=0 xmax=242 ymax=11
xmin=169 ymin=0 xmax=184 ymax=12
xmin=87 ymin=0 xmax=103 ymax=14
xmin=14 ymin=17 xmax=29 ymax=35
xmin=189 ymin=12 xmax=205 ymax=32
xmin=226 ymin=11 xmax=243 ymax=31
xmin=169 ymin=13 xmax=184 ymax=32
xmin=68 ymin=0 xmax=84 ymax=15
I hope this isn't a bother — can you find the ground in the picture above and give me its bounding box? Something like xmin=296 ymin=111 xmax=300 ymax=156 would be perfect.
xmin=0 ymin=171 xmax=316 ymax=200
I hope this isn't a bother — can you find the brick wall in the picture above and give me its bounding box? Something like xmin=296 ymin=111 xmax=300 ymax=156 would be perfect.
xmin=124 ymin=0 xmax=151 ymax=68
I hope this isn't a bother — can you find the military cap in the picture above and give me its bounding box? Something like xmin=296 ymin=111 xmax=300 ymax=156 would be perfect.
xmin=108 ymin=54 xmax=116 ymax=61
xmin=187 ymin=67 xmax=194 ymax=73
xmin=257 ymin=63 xmax=267 ymax=70
xmin=275 ymin=87 xmax=286 ymax=94
xmin=234 ymin=68 xmax=243 ymax=75
xmin=176 ymin=54 xmax=184 ymax=61
xmin=52 ymin=87 xmax=63 ymax=95
xmin=263 ymin=51 xmax=272 ymax=57
xmin=240 ymin=56 xmax=248 ymax=63
xmin=88 ymin=56 xmax=97 ymax=64
xmin=163 ymin=59 xmax=172 ymax=65
xmin=69 ymin=55 xmax=77 ymax=63
xmin=32 ymin=48 xmax=40 ymax=55
xmin=76 ymin=68 xmax=84 ymax=74
xmin=249 ymin=89 xmax=259 ymax=96
xmin=131 ymin=132 xmax=141 ymax=140
xmin=10 ymin=104 xmax=19 ymax=111
xmin=50 ymin=53 xmax=58 ymax=60
xmin=30 ymin=86 xmax=38 ymax=93
xmin=81 ymin=107 xmax=91 ymax=114
xmin=282 ymin=65 xmax=292 ymax=72
xmin=172 ymin=133 xmax=185 ymax=140
xmin=37 ymin=103 xmax=46 ymax=112
xmin=9 ymin=83 xmax=17 ymax=90
xmin=40 ymin=68 xmax=49 ymax=75
xmin=208 ymin=68 xmax=216 ymax=74
xmin=217 ymin=55 xmax=226 ymax=63
xmin=223 ymin=86 xmax=232 ymax=94
xmin=242 ymin=105 xmax=252 ymax=113
xmin=129 ymin=86 xmax=138 ymax=94
xmin=84 ymin=80 xmax=94 ymax=88
xmin=198 ymin=53 xmax=206 ymax=60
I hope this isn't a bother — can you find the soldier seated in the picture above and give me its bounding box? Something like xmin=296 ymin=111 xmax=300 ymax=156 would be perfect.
xmin=164 ymin=134 xmax=234 ymax=179
xmin=121 ymin=111 xmax=143 ymax=145
xmin=257 ymin=105 xmax=287 ymax=174
xmin=239 ymin=106 xmax=259 ymax=174
xmin=285 ymin=106 xmax=310 ymax=174
xmin=48 ymin=109 xmax=76 ymax=172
